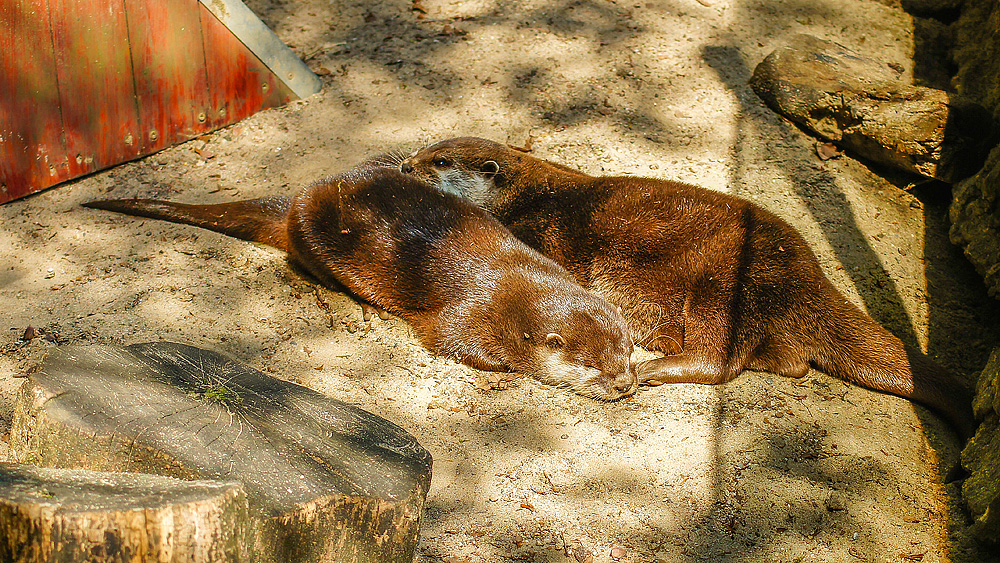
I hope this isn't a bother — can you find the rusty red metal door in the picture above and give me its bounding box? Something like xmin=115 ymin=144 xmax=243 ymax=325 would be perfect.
xmin=0 ymin=0 xmax=313 ymax=204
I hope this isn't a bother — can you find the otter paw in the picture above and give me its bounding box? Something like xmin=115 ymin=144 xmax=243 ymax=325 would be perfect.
xmin=361 ymin=303 xmax=391 ymax=321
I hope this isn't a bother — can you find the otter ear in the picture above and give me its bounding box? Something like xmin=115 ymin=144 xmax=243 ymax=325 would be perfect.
xmin=545 ymin=333 xmax=565 ymax=349
xmin=481 ymin=160 xmax=499 ymax=177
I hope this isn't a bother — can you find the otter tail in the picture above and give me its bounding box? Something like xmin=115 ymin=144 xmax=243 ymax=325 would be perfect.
xmin=811 ymin=291 xmax=975 ymax=440
xmin=83 ymin=196 xmax=293 ymax=252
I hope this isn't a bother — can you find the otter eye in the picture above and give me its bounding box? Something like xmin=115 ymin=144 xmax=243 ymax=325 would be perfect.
xmin=432 ymin=157 xmax=451 ymax=167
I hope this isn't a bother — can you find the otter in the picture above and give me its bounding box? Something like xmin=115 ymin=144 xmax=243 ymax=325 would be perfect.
xmin=399 ymin=137 xmax=974 ymax=438
xmin=84 ymin=160 xmax=636 ymax=400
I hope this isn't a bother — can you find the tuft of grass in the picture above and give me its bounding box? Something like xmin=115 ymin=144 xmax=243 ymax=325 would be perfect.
xmin=190 ymin=384 xmax=243 ymax=406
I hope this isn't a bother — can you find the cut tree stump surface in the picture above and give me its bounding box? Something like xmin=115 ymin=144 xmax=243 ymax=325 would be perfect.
xmin=9 ymin=342 xmax=432 ymax=563
xmin=1 ymin=463 xmax=248 ymax=563
xmin=0 ymin=462 xmax=244 ymax=511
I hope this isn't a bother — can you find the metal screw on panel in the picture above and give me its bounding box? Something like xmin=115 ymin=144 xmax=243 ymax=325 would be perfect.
xmin=149 ymin=130 xmax=159 ymax=141
xmin=197 ymin=112 xmax=207 ymax=123
xmin=218 ymin=107 xmax=227 ymax=117
xmin=262 ymin=83 xmax=270 ymax=92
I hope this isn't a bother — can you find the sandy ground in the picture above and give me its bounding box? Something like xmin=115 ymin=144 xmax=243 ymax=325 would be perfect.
xmin=3 ymin=0 xmax=1000 ymax=561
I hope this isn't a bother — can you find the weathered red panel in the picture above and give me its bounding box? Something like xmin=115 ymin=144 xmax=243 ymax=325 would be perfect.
xmin=199 ymin=2 xmax=295 ymax=130
xmin=0 ymin=0 xmax=66 ymax=201
xmin=1 ymin=0 xmax=305 ymax=205
xmin=125 ymin=0 xmax=213 ymax=153
xmin=48 ymin=0 xmax=142 ymax=179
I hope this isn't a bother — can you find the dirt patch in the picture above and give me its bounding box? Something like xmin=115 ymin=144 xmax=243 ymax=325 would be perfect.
xmin=3 ymin=0 xmax=999 ymax=561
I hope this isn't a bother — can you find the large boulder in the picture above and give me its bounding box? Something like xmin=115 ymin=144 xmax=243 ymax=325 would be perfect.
xmin=750 ymin=34 xmax=993 ymax=183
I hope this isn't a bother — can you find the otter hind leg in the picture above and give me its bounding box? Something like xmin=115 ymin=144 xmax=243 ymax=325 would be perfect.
xmin=748 ymin=347 xmax=811 ymax=379
xmin=636 ymin=354 xmax=741 ymax=386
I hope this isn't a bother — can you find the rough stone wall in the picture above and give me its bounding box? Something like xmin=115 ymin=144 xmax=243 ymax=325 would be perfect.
xmin=952 ymin=0 xmax=1000 ymax=116
xmin=962 ymin=349 xmax=1000 ymax=542
xmin=950 ymin=0 xmax=1000 ymax=546
xmin=949 ymin=0 xmax=1000 ymax=300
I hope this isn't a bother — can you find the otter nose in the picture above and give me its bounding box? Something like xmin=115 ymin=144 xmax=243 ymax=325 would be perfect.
xmin=401 ymin=162 xmax=413 ymax=174
xmin=612 ymin=374 xmax=637 ymax=395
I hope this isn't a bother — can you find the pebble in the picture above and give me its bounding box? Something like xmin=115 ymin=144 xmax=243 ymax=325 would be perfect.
xmin=825 ymin=490 xmax=848 ymax=511
xmin=611 ymin=545 xmax=627 ymax=560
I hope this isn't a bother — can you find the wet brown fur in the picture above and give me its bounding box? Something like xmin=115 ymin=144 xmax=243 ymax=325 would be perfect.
xmin=400 ymin=137 xmax=975 ymax=438
xmin=84 ymin=161 xmax=636 ymax=398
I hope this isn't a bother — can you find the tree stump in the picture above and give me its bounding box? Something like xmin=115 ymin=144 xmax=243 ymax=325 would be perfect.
xmin=9 ymin=342 xmax=432 ymax=563
xmin=0 ymin=463 xmax=248 ymax=563
xmin=750 ymin=34 xmax=994 ymax=182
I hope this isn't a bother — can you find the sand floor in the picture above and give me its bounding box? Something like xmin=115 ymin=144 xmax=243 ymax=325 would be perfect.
xmin=3 ymin=0 xmax=1000 ymax=561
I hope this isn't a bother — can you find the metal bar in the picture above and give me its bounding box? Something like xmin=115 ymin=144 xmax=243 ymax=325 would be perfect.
xmin=197 ymin=0 xmax=322 ymax=100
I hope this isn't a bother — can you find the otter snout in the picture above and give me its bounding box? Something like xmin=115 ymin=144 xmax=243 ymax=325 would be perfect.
xmin=400 ymin=161 xmax=414 ymax=174
xmin=601 ymin=368 xmax=638 ymax=399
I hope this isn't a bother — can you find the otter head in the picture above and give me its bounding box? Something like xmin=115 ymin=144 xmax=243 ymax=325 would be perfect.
xmin=400 ymin=137 xmax=506 ymax=208
xmin=522 ymin=290 xmax=637 ymax=401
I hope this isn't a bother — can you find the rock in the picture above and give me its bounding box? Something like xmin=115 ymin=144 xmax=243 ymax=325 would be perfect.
xmin=950 ymin=146 xmax=1000 ymax=300
xmin=911 ymin=15 xmax=955 ymax=91
xmin=816 ymin=142 xmax=844 ymax=160
xmin=573 ymin=546 xmax=594 ymax=563
xmin=953 ymin=0 xmax=1000 ymax=121
xmin=901 ymin=0 xmax=964 ymax=16
xmin=972 ymin=349 xmax=1000 ymax=421
xmin=961 ymin=348 xmax=1000 ymax=543
xmin=825 ymin=490 xmax=848 ymax=511
xmin=750 ymin=34 xmax=994 ymax=182
xmin=949 ymin=0 xmax=1000 ymax=301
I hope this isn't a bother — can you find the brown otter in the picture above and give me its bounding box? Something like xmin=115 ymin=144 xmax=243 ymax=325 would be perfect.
xmin=400 ymin=137 xmax=974 ymax=438
xmin=84 ymin=161 xmax=636 ymax=399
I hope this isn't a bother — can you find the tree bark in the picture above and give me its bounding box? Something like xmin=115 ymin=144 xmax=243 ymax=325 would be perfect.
xmin=0 ymin=463 xmax=248 ymax=563
xmin=9 ymin=342 xmax=432 ymax=563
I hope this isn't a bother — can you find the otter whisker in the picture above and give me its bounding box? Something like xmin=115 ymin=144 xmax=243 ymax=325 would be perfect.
xmin=632 ymin=301 xmax=669 ymax=344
